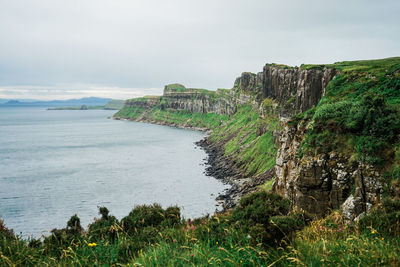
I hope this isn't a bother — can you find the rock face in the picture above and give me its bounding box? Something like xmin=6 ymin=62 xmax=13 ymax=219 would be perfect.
xmin=124 ymin=86 xmax=237 ymax=115
xmin=125 ymin=97 xmax=161 ymax=109
xmin=162 ymin=89 xmax=236 ymax=115
xmin=125 ymin=65 xmax=337 ymax=118
xmin=234 ymin=65 xmax=337 ymax=116
xmin=273 ymin=120 xmax=383 ymax=219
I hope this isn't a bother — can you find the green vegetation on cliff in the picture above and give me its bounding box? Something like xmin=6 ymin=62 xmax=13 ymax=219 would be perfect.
xmin=294 ymin=57 xmax=400 ymax=168
xmin=209 ymin=104 xmax=280 ymax=176
xmin=115 ymin=106 xmax=230 ymax=129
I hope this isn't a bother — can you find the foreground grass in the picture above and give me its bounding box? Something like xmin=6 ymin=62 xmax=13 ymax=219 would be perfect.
xmin=1 ymin=193 xmax=399 ymax=266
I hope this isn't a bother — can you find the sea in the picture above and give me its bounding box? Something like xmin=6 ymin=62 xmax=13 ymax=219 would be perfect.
xmin=0 ymin=107 xmax=229 ymax=238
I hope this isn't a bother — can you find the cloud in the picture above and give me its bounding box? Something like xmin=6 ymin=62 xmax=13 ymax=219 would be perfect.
xmin=0 ymin=0 xmax=399 ymax=100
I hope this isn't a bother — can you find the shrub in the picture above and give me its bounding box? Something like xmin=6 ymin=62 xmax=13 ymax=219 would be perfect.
xmin=43 ymin=214 xmax=84 ymax=256
xmin=231 ymin=191 xmax=308 ymax=246
xmin=358 ymin=198 xmax=400 ymax=236
xmin=88 ymin=207 xmax=120 ymax=242
xmin=121 ymin=204 xmax=181 ymax=235
xmin=232 ymin=191 xmax=290 ymax=226
xmin=66 ymin=214 xmax=83 ymax=235
xmin=0 ymin=219 xmax=15 ymax=240
xmin=312 ymin=101 xmax=352 ymax=129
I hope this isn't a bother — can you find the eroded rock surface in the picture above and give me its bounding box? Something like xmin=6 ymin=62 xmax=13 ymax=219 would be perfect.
xmin=273 ymin=120 xmax=383 ymax=219
xmin=234 ymin=65 xmax=337 ymax=115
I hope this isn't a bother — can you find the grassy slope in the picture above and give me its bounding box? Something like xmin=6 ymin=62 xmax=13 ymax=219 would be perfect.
xmin=116 ymin=106 xmax=230 ymax=129
xmin=209 ymin=105 xmax=280 ymax=177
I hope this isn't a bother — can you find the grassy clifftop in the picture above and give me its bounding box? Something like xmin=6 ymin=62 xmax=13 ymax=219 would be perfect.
xmin=294 ymin=57 xmax=400 ymax=172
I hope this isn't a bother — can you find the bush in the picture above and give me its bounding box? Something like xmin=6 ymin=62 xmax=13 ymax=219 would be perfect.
xmin=358 ymin=198 xmax=400 ymax=236
xmin=232 ymin=191 xmax=290 ymax=225
xmin=88 ymin=207 xmax=120 ymax=242
xmin=121 ymin=204 xmax=181 ymax=235
xmin=231 ymin=191 xmax=308 ymax=246
xmin=66 ymin=214 xmax=83 ymax=235
xmin=312 ymin=101 xmax=352 ymax=129
xmin=0 ymin=219 xmax=15 ymax=240
xmin=43 ymin=214 xmax=84 ymax=256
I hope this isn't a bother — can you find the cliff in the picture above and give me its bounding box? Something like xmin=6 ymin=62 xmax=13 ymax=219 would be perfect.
xmin=115 ymin=57 xmax=400 ymax=220
xmin=233 ymin=65 xmax=337 ymax=116
xmin=274 ymin=119 xmax=383 ymax=220
xmin=123 ymin=84 xmax=235 ymax=116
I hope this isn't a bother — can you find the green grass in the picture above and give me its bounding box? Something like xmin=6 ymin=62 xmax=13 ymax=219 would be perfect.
xmin=293 ymin=57 xmax=400 ymax=169
xmin=114 ymin=106 xmax=147 ymax=119
xmin=209 ymin=105 xmax=280 ymax=177
xmin=2 ymin=194 xmax=399 ymax=266
xmin=165 ymin=83 xmax=187 ymax=92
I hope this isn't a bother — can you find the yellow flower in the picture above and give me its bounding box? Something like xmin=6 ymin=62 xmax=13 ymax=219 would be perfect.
xmin=371 ymin=230 xmax=376 ymax=234
xmin=216 ymin=241 xmax=218 ymax=245
xmin=88 ymin=242 xmax=97 ymax=247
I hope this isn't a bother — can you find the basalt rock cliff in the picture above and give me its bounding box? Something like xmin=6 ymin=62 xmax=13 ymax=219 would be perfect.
xmin=234 ymin=65 xmax=337 ymax=116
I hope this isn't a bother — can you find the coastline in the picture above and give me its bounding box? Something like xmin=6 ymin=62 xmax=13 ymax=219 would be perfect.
xmin=112 ymin=115 xmax=269 ymax=211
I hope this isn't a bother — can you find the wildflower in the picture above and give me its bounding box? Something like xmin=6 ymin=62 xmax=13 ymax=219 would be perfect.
xmin=88 ymin=242 xmax=97 ymax=247
xmin=190 ymin=253 xmax=194 ymax=257
xmin=216 ymin=241 xmax=218 ymax=245
xmin=173 ymin=239 xmax=177 ymax=243
xmin=371 ymin=229 xmax=377 ymax=234
xmin=191 ymin=225 xmax=195 ymax=230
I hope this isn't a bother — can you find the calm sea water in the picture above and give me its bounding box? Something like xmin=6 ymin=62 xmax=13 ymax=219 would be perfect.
xmin=0 ymin=107 xmax=228 ymax=238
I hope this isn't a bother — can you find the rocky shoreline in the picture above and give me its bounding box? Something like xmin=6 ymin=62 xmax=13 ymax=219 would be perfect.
xmin=113 ymin=116 xmax=270 ymax=211
xmin=196 ymin=137 xmax=273 ymax=211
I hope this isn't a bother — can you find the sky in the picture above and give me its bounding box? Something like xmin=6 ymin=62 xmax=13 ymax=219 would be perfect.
xmin=0 ymin=0 xmax=399 ymax=100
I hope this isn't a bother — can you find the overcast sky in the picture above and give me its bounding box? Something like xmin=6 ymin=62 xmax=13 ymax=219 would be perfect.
xmin=0 ymin=0 xmax=399 ymax=100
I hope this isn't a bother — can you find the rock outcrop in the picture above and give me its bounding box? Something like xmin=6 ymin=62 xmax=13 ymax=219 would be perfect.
xmin=124 ymin=85 xmax=237 ymax=115
xmin=234 ymin=65 xmax=337 ymax=116
xmin=273 ymin=119 xmax=383 ymax=220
